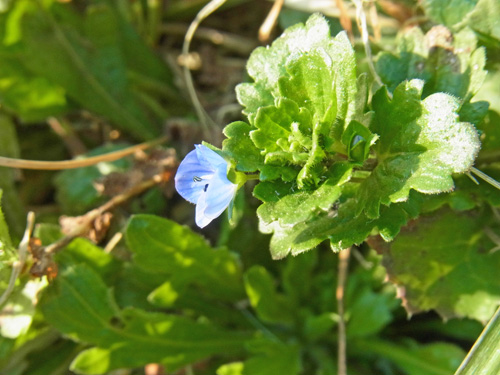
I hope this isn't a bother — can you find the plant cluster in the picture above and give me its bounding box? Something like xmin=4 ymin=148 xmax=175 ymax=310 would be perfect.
xmin=0 ymin=1 xmax=499 ymax=374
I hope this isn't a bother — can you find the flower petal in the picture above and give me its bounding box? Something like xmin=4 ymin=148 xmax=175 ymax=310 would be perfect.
xmin=195 ymin=191 xmax=212 ymax=228
xmin=203 ymin=166 xmax=238 ymax=218
xmin=195 ymin=144 xmax=227 ymax=169
xmin=194 ymin=166 xmax=237 ymax=228
xmin=177 ymin=144 xmax=238 ymax=228
xmin=174 ymin=148 xmax=214 ymax=204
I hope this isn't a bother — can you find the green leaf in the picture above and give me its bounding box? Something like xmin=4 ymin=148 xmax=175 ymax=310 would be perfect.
xmin=459 ymin=101 xmax=490 ymax=127
xmin=102 ymin=0 xmax=174 ymax=86
xmin=355 ymin=339 xmax=465 ymax=375
xmin=0 ymin=189 xmax=16 ymax=292
xmin=251 ymin=98 xmax=316 ymax=183
xmin=456 ymin=306 xmax=500 ymax=375
xmin=113 ymin=262 xmax=163 ymax=310
xmin=55 ymin=237 xmax=121 ymax=284
xmin=217 ymin=339 xmax=302 ymax=375
xmin=0 ymin=60 xmax=68 ymax=122
xmin=225 ymin=13 xmax=359 ymax=190
xmin=20 ymin=2 xmax=160 ymax=139
xmin=244 ymin=266 xmax=294 ymax=324
xmin=278 ymin=49 xmax=337 ymax=127
xmin=70 ymin=308 xmax=248 ymax=374
xmin=261 ymin=218 xmax=327 ymax=260
xmin=40 ymin=264 xmax=118 ymax=344
xmin=358 ymin=80 xmax=480 ymax=219
xmin=0 ymin=1 xmax=69 ymax=122
xmin=257 ymin=162 xmax=352 ymax=227
xmin=262 ymin=191 xmax=423 ymax=259
xmin=341 ymin=120 xmax=378 ymax=164
xmin=22 ymin=338 xmax=78 ymax=375
xmin=222 ymin=121 xmax=265 ymax=172
xmin=257 ymin=163 xmax=353 ymax=258
xmin=346 ymin=285 xmax=396 ymax=338
xmin=422 ymin=0 xmax=479 ymax=27
xmin=40 ymin=264 xmax=249 ymax=374
xmin=125 ymin=215 xmax=245 ymax=303
xmin=382 ymin=208 xmax=500 ymax=321
xmin=0 ymin=192 xmax=14 ymax=259
xmin=376 ymin=26 xmax=487 ymax=101
xmin=0 ymin=115 xmax=25 ymax=239
xmin=282 ymin=250 xmax=317 ymax=308
xmin=252 ymin=99 xmax=312 ymax=157
xmin=304 ymin=313 xmax=338 ymax=341
xmin=236 ymin=13 xmax=356 ymax=125
xmin=253 ymin=180 xmax=296 ymax=203
xmin=463 ymin=0 xmax=500 ymax=40
xmin=477 ymin=110 xmax=500 ymax=156
xmin=422 ymin=0 xmax=500 ymax=40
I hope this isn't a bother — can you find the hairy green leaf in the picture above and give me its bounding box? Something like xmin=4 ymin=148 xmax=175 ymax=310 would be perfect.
xmin=222 ymin=121 xmax=265 ymax=172
xmin=263 ymin=191 xmax=423 ymax=259
xmin=257 ymin=162 xmax=352 ymax=227
xmin=376 ymin=26 xmax=487 ymax=103
xmin=358 ymin=80 xmax=480 ymax=218
xmin=236 ymin=13 xmax=356 ymax=125
xmin=278 ymin=50 xmax=337 ymax=127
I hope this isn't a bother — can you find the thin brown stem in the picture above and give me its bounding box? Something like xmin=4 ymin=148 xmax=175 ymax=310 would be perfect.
xmin=47 ymin=117 xmax=87 ymax=156
xmin=104 ymin=232 xmax=124 ymax=254
xmin=259 ymin=0 xmax=284 ymax=43
xmin=161 ymin=23 xmax=257 ymax=55
xmin=336 ymin=247 xmax=351 ymax=375
xmin=0 ymin=136 xmax=167 ymax=170
xmin=334 ymin=0 xmax=354 ymax=42
xmin=351 ymin=0 xmax=385 ymax=91
xmin=182 ymin=0 xmax=227 ymax=139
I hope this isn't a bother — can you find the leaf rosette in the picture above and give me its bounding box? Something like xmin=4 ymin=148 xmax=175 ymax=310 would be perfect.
xmin=222 ymin=14 xmax=482 ymax=259
xmin=224 ymin=14 xmax=360 ymax=186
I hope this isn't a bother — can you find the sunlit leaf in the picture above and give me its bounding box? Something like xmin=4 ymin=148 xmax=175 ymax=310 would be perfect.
xmin=383 ymin=208 xmax=500 ymax=321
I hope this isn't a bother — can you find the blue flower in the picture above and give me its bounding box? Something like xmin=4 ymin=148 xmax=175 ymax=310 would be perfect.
xmin=175 ymin=144 xmax=238 ymax=228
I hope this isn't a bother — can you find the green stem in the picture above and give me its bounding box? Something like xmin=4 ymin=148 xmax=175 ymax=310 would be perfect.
xmin=244 ymin=174 xmax=260 ymax=181
xmin=454 ymin=305 xmax=500 ymax=375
